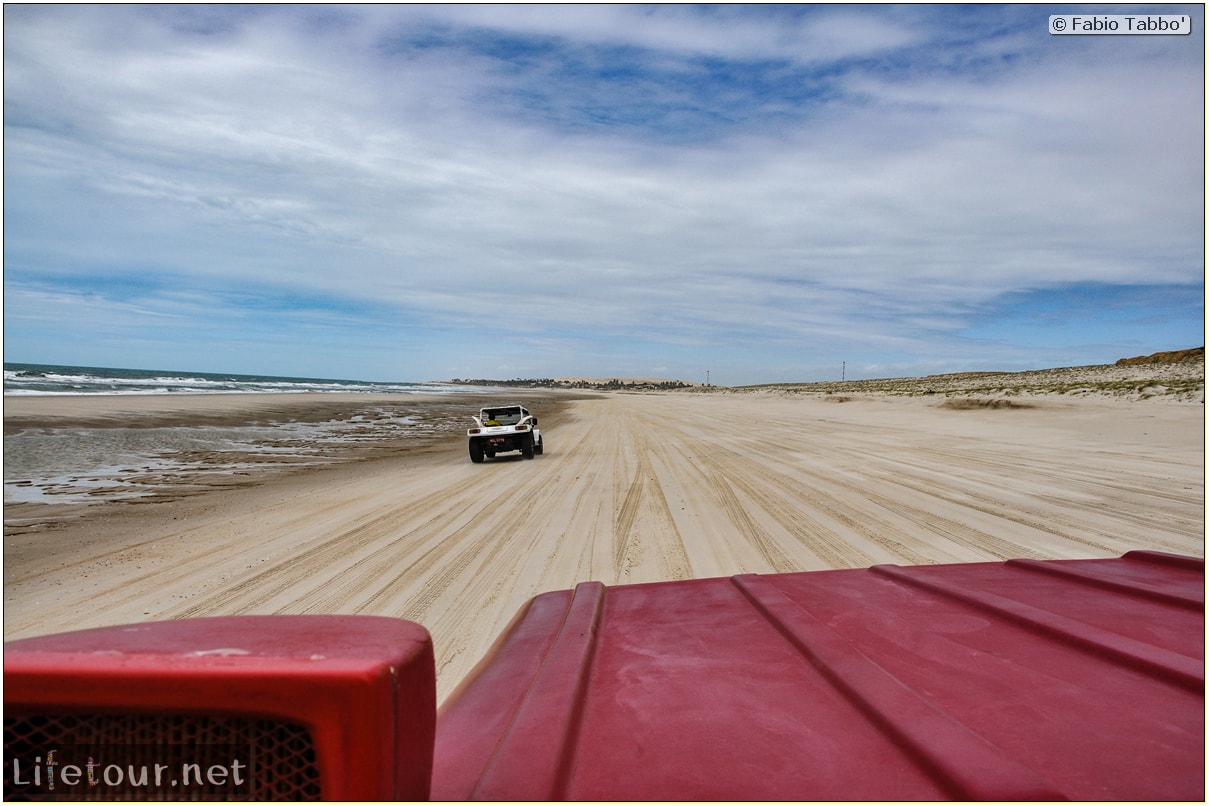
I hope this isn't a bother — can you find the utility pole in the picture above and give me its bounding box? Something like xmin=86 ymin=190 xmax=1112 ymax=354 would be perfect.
xmin=842 ymin=362 xmax=846 ymax=382
xmin=706 ymin=369 xmax=710 ymax=387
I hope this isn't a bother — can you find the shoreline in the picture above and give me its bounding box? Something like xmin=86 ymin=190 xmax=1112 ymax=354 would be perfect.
xmin=4 ymin=390 xmax=589 ymax=534
xmin=3 ymin=390 xmax=576 ymax=431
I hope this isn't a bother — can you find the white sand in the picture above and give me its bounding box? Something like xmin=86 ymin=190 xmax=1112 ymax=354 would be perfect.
xmin=4 ymin=388 xmax=1203 ymax=702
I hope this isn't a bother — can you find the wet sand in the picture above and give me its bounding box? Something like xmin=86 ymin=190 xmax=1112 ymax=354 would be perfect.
xmin=4 ymin=379 xmax=1204 ymax=702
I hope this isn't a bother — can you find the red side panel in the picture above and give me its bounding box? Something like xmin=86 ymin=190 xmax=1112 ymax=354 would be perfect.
xmin=5 ymin=616 xmax=436 ymax=800
xmin=433 ymin=551 xmax=1204 ymax=801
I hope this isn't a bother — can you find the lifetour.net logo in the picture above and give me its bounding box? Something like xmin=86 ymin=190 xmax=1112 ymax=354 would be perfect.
xmin=5 ymin=745 xmax=251 ymax=798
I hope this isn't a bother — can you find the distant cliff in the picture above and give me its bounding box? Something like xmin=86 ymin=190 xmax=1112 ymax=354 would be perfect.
xmin=1116 ymin=347 xmax=1204 ymax=365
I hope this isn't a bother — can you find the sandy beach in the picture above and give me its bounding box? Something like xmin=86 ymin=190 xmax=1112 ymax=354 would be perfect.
xmin=4 ymin=370 xmax=1204 ymax=702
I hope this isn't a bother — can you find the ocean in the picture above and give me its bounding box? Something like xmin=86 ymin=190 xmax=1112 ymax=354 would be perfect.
xmin=3 ymin=363 xmax=482 ymax=396
xmin=4 ymin=364 xmax=501 ymax=510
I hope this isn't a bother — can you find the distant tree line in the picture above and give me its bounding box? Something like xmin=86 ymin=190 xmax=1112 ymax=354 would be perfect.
xmin=451 ymin=378 xmax=694 ymax=391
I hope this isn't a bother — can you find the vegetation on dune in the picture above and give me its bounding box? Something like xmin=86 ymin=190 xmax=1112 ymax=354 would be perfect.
xmin=1115 ymin=347 xmax=1204 ymax=365
xmin=726 ymin=360 xmax=1204 ymax=401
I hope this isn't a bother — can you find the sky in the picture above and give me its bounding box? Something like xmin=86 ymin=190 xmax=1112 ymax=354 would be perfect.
xmin=3 ymin=4 xmax=1204 ymax=385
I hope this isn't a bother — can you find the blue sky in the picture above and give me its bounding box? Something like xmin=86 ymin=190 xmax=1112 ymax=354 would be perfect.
xmin=4 ymin=4 xmax=1203 ymax=384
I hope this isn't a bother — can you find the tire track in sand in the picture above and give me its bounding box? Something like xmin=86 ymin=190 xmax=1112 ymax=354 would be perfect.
xmin=612 ymin=407 xmax=692 ymax=581
xmin=164 ymin=473 xmax=476 ymax=619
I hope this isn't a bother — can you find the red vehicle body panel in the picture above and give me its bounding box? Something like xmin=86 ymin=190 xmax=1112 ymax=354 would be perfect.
xmin=4 ymin=616 xmax=435 ymax=800
xmin=4 ymin=552 xmax=1202 ymax=801
xmin=433 ymin=551 xmax=1204 ymax=801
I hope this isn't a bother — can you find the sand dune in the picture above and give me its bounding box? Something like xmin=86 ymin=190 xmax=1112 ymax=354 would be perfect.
xmin=4 ymin=385 xmax=1204 ymax=701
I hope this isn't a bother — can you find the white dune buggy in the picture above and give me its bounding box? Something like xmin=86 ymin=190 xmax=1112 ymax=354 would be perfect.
xmin=467 ymin=404 xmax=543 ymax=463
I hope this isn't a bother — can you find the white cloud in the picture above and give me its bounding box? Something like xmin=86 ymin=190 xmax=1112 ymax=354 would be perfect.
xmin=3 ymin=4 xmax=1202 ymax=382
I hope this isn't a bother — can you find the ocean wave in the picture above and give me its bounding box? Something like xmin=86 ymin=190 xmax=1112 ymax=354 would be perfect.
xmin=4 ymin=363 xmax=490 ymax=396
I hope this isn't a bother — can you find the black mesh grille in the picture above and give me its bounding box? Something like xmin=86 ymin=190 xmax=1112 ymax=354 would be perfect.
xmin=4 ymin=713 xmax=322 ymax=800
